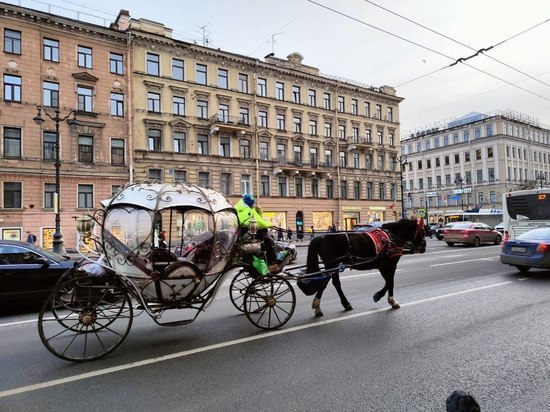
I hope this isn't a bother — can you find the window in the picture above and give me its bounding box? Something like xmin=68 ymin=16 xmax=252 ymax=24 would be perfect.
xmin=338 ymin=125 xmax=345 ymax=139
xmin=292 ymin=85 xmax=301 ymax=103
xmin=43 ymin=38 xmax=59 ymax=62
xmin=78 ymin=136 xmax=93 ymax=163
xmin=311 ymin=177 xmax=320 ymax=197
xmin=238 ymin=73 xmax=248 ymax=93
xmin=276 ymin=114 xmax=285 ymax=130
xmin=377 ymin=130 xmax=383 ymax=144
xmin=295 ymin=177 xmax=303 ymax=197
xmin=293 ymin=116 xmax=302 ymax=133
xmin=354 ymin=181 xmax=361 ymax=199
xmin=487 ymin=147 xmax=493 ymax=158
xmin=378 ymin=182 xmax=385 ymax=199
xmin=240 ymin=139 xmax=250 ymax=158
xmin=389 ymin=133 xmax=395 ymax=146
xmin=486 ymin=124 xmax=493 ymax=137
xmin=310 ymin=147 xmax=318 ymax=167
xmin=475 ymin=149 xmax=482 ymax=160
xmin=197 ymin=100 xmax=208 ymax=118
xmin=147 ymin=53 xmax=160 ymax=76
xmin=147 ymin=92 xmax=161 ymax=112
xmin=257 ymin=78 xmax=267 ymax=96
xmin=173 ymin=96 xmax=185 ymax=115
xmin=77 ymin=46 xmax=92 ymax=68
xmin=294 ymin=145 xmax=303 ymax=165
xmin=4 ymin=127 xmax=21 ymax=158
xmin=277 ymin=143 xmax=286 ymax=162
xmin=44 ymin=183 xmax=55 ymax=209
xmin=340 ymin=180 xmax=347 ymax=199
xmin=365 ymin=154 xmax=372 ymax=170
xmin=326 ymin=180 xmax=334 ymax=198
xmin=325 ymin=149 xmax=333 ymax=167
xmin=220 ymin=135 xmax=231 ymax=157
xmin=276 ymin=82 xmax=284 ymax=100
xmin=463 ymin=131 xmax=470 ymax=142
xmin=261 ymin=175 xmax=270 ymax=196
xmin=241 ymin=175 xmax=251 ymax=194
xmin=365 ymin=129 xmax=371 ymax=143
xmin=199 ymin=172 xmax=210 ymax=187
xmin=353 ymin=153 xmax=360 ymax=168
xmin=338 ymin=96 xmax=345 ymax=112
xmin=43 ymin=132 xmax=56 ymax=161
xmin=377 ymin=155 xmax=384 ymax=170
xmin=375 ymin=104 xmax=382 ymax=119
xmin=365 ymin=102 xmax=371 ymax=117
xmin=148 ymin=129 xmax=161 ymax=151
xmin=173 ymin=131 xmax=186 ymax=153
xmin=258 ymin=111 xmax=268 ymax=127
xmin=4 ymin=75 xmax=21 ymax=102
xmin=197 ymin=134 xmax=209 ymax=155
xmin=324 ymin=122 xmax=332 ymax=138
xmin=111 ymin=139 xmax=125 ymax=165
xmin=78 ymin=184 xmax=93 ymax=208
xmin=221 ymin=173 xmax=232 ymax=195
xmin=4 ymin=29 xmax=21 ymax=54
xmin=387 ymin=107 xmax=393 ymax=121
xmin=172 ymin=58 xmax=184 ymax=80
xmin=339 ymin=151 xmax=347 ymax=168
xmin=217 ymin=104 xmax=229 ymax=122
xmin=4 ymin=182 xmax=22 ymax=208
xmin=351 ymin=127 xmax=359 ymax=142
xmin=308 ymin=89 xmax=316 ymax=106
xmin=367 ymin=182 xmax=373 ymax=199
xmin=309 ymin=120 xmax=317 ymax=135
xmin=43 ymin=81 xmax=59 ymax=107
xmin=77 ymin=87 xmax=93 ymax=112
xmin=110 ymin=53 xmax=123 ymax=74
xmin=196 ymin=64 xmax=207 ymax=85
xmin=278 ymin=176 xmax=288 ymax=196
xmin=488 ymin=167 xmax=495 ymax=182
xmin=110 ymin=93 xmax=124 ymax=116
xmin=239 ymin=107 xmax=249 ymax=125
xmin=217 ymin=68 xmax=228 ymax=89
xmin=474 ymin=127 xmax=481 ymax=139
xmin=260 ymin=142 xmax=269 ymax=160
xmin=148 ymin=169 xmax=162 ymax=181
xmin=476 ymin=169 xmax=483 ymax=183
xmin=323 ymin=92 xmax=331 ymax=109
xmin=351 ymin=99 xmax=358 ymax=115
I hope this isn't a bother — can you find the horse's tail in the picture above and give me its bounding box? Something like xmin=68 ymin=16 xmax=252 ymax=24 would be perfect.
xmin=306 ymin=236 xmax=323 ymax=273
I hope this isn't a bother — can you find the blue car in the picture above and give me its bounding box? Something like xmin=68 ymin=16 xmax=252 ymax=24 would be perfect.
xmin=500 ymin=227 xmax=550 ymax=273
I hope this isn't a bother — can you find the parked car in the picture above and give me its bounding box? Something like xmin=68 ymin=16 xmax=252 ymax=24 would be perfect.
xmin=274 ymin=241 xmax=297 ymax=263
xmin=500 ymin=227 xmax=550 ymax=273
xmin=444 ymin=221 xmax=502 ymax=247
xmin=435 ymin=223 xmax=456 ymax=240
xmin=426 ymin=223 xmax=439 ymax=238
xmin=494 ymin=221 xmax=504 ymax=233
xmin=0 ymin=240 xmax=75 ymax=311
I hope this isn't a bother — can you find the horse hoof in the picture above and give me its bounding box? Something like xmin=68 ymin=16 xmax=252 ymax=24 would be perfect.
xmin=315 ymin=311 xmax=324 ymax=318
xmin=373 ymin=294 xmax=382 ymax=303
xmin=391 ymin=303 xmax=400 ymax=309
xmin=344 ymin=304 xmax=353 ymax=311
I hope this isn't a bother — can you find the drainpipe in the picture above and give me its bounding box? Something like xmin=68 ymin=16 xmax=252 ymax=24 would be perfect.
xmin=126 ymin=31 xmax=134 ymax=184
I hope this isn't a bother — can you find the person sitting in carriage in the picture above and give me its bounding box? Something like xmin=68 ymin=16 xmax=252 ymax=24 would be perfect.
xmin=235 ymin=194 xmax=280 ymax=273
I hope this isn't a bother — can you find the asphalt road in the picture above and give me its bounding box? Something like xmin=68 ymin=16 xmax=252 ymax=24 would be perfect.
xmin=1 ymin=238 xmax=550 ymax=411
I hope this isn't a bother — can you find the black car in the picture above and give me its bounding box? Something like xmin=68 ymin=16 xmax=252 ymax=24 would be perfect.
xmin=0 ymin=240 xmax=75 ymax=311
xmin=435 ymin=223 xmax=456 ymax=240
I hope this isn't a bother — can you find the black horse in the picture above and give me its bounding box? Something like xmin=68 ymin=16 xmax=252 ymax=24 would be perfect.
xmin=305 ymin=218 xmax=426 ymax=317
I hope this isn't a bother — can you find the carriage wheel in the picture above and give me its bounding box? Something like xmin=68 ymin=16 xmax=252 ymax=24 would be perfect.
xmin=38 ymin=274 xmax=133 ymax=362
xmin=244 ymin=274 xmax=296 ymax=330
xmin=229 ymin=269 xmax=256 ymax=313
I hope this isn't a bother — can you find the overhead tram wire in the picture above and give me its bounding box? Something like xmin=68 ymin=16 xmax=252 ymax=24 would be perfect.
xmin=363 ymin=0 xmax=550 ymax=89
xmin=306 ymin=0 xmax=550 ymax=104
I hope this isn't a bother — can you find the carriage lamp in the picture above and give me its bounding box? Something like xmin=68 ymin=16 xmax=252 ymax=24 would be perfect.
xmin=76 ymin=214 xmax=95 ymax=237
xmin=249 ymin=218 xmax=258 ymax=235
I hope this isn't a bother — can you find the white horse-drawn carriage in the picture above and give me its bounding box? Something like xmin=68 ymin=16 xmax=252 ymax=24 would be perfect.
xmin=38 ymin=181 xmax=296 ymax=362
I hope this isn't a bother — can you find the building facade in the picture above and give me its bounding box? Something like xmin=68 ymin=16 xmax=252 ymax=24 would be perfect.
xmin=0 ymin=3 xmax=130 ymax=248
xmin=401 ymin=111 xmax=550 ymax=224
xmin=0 ymin=3 xmax=404 ymax=250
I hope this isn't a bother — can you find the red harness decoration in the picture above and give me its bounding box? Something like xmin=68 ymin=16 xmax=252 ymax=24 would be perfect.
xmin=364 ymin=228 xmax=403 ymax=258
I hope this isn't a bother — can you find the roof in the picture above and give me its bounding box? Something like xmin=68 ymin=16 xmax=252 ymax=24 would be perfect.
xmin=101 ymin=181 xmax=235 ymax=213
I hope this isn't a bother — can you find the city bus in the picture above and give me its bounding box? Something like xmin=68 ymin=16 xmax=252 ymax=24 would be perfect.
xmin=444 ymin=209 xmax=503 ymax=228
xmin=503 ymin=188 xmax=550 ymax=239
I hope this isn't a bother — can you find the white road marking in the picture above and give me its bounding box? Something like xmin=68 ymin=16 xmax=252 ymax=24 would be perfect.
xmin=0 ymin=280 xmax=512 ymax=399
xmin=430 ymin=257 xmax=499 ymax=267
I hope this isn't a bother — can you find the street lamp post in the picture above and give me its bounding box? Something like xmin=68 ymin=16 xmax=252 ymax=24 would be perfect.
xmin=454 ymin=176 xmax=465 ymax=211
xmin=33 ymin=106 xmax=77 ymax=254
xmin=535 ymin=173 xmax=545 ymax=189
xmin=393 ymin=156 xmax=410 ymax=218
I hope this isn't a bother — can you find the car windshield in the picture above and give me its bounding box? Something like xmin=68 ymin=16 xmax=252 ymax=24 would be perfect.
xmin=517 ymin=228 xmax=550 ymax=241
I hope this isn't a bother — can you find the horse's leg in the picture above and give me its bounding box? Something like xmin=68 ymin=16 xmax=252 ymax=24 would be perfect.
xmin=379 ymin=259 xmax=400 ymax=309
xmin=312 ymin=279 xmax=330 ymax=318
xmin=330 ymin=271 xmax=353 ymax=311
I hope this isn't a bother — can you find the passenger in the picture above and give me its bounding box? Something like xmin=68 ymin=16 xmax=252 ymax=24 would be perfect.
xmin=235 ymin=194 xmax=278 ymax=273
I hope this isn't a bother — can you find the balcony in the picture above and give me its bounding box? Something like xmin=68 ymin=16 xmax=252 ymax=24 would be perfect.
xmin=272 ymin=158 xmax=333 ymax=175
xmin=210 ymin=114 xmax=249 ymax=132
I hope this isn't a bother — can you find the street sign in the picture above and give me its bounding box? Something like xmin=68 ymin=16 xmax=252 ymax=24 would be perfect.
xmin=450 ymin=195 xmax=461 ymax=200
xmin=425 ymin=191 xmax=437 ymax=197
xmin=418 ymin=208 xmax=426 ymax=217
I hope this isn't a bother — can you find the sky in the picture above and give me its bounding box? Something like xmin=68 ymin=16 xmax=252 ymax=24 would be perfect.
xmin=10 ymin=0 xmax=550 ymax=139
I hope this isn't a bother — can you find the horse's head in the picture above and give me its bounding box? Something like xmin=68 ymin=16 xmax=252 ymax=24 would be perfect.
xmin=382 ymin=218 xmax=426 ymax=254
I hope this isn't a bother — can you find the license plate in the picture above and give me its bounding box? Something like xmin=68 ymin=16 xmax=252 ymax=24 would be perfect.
xmin=511 ymin=246 xmax=526 ymax=253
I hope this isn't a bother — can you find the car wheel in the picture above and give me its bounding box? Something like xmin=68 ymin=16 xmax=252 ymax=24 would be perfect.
xmin=446 ymin=242 xmax=454 ymax=247
xmin=515 ymin=265 xmax=530 ymax=273
xmin=472 ymin=237 xmax=480 ymax=247
xmin=494 ymin=235 xmax=502 ymax=245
